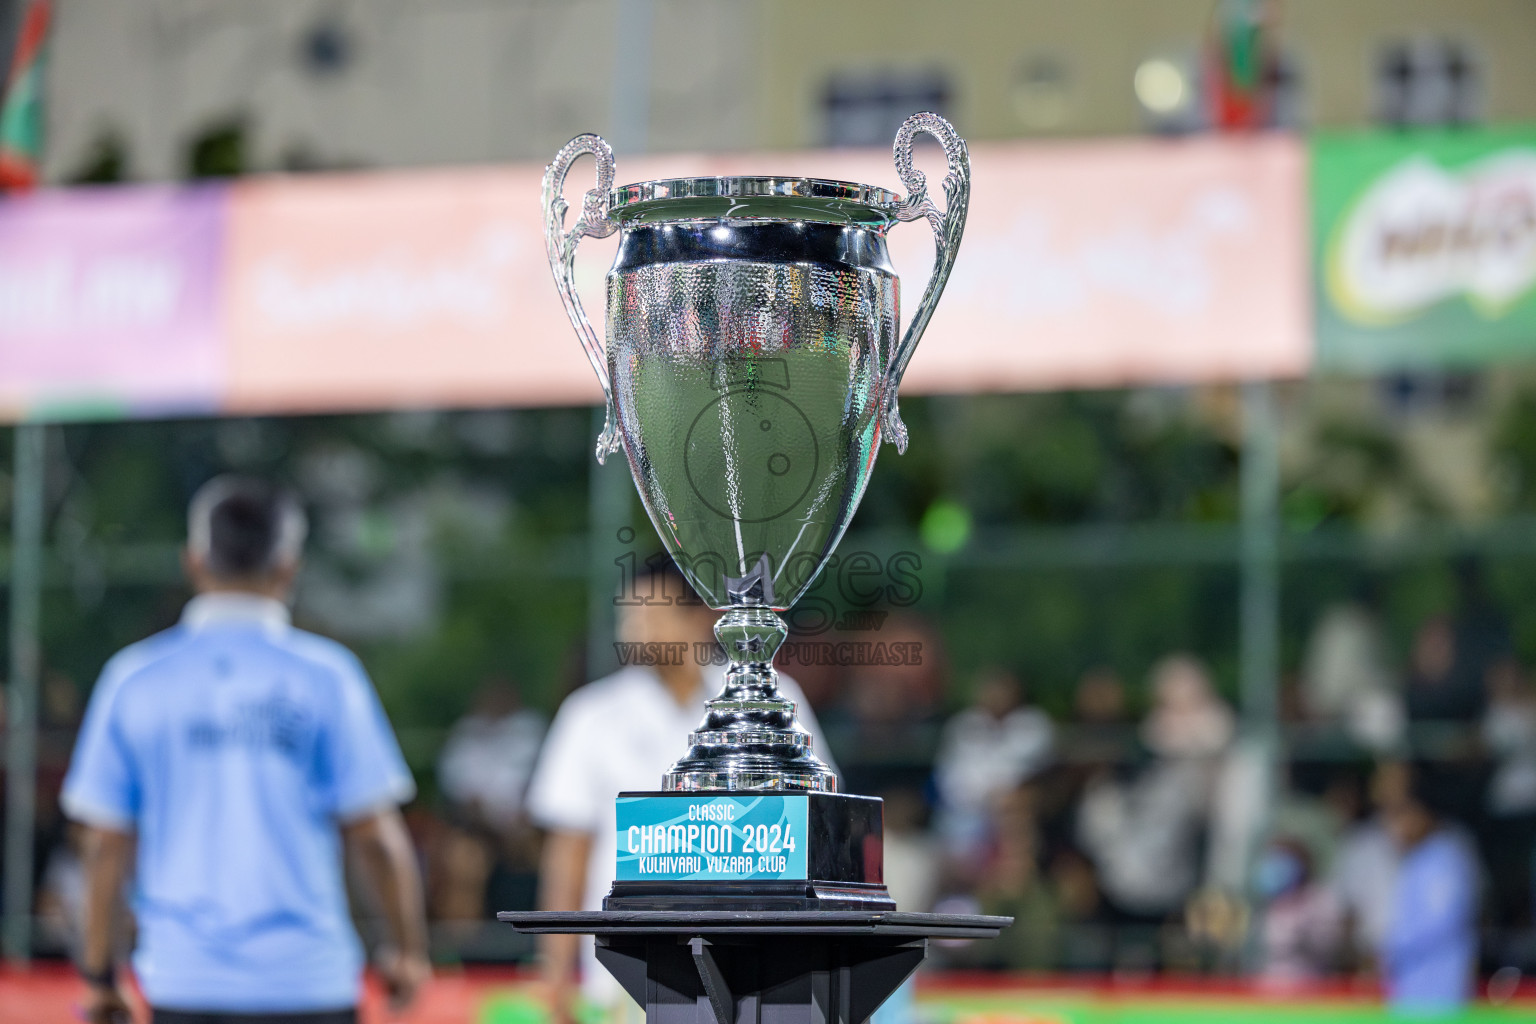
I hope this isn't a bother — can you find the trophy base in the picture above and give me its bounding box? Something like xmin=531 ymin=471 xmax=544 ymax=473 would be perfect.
xmin=606 ymin=791 xmax=893 ymax=912
xmin=605 ymin=879 xmax=894 ymax=912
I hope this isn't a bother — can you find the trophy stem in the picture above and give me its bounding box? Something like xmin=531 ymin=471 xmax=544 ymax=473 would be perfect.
xmin=662 ymin=607 xmax=837 ymax=793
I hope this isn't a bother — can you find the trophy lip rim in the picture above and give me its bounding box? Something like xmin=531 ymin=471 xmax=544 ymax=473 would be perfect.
xmin=608 ymin=175 xmax=902 ymax=212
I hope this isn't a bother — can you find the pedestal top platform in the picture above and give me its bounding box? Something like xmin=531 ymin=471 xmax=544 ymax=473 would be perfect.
xmin=497 ymin=910 xmax=1010 ymax=940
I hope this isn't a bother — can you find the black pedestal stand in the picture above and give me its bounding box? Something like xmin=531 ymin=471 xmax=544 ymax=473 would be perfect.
xmin=499 ymin=911 xmax=1011 ymax=1024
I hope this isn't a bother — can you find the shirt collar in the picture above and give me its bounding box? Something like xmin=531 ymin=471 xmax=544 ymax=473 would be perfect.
xmin=181 ymin=592 xmax=291 ymax=633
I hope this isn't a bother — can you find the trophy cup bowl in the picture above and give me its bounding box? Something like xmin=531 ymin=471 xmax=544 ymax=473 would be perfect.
xmin=543 ymin=112 xmax=969 ymax=908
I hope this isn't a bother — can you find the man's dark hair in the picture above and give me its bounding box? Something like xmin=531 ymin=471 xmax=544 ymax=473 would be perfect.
xmin=632 ymin=555 xmax=705 ymax=607
xmin=188 ymin=476 xmax=307 ymax=579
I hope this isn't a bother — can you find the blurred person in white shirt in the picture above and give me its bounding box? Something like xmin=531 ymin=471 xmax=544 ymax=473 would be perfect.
xmin=437 ymin=678 xmax=546 ymax=832
xmin=1078 ymin=654 xmax=1235 ymax=952
xmin=1481 ymin=658 xmax=1536 ymax=931
xmin=933 ymin=667 xmax=1053 ymax=864
xmin=1301 ymin=597 xmax=1405 ymax=751
xmin=1331 ymin=761 xmax=1404 ymax=971
xmin=526 ymin=563 xmax=832 ymax=1024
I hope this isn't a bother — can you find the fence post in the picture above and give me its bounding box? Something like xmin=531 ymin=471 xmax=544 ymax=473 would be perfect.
xmin=1237 ymin=381 xmax=1282 ymax=965
xmin=4 ymin=423 xmax=46 ymax=963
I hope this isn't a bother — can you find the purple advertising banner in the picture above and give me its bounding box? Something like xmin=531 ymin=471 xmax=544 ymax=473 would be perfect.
xmin=0 ymin=185 xmax=225 ymax=419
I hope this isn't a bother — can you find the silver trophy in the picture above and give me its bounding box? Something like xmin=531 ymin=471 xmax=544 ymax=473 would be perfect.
xmin=544 ymin=112 xmax=969 ymax=796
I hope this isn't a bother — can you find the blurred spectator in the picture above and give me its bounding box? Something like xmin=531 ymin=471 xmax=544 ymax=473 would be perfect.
xmin=1047 ymin=847 xmax=1112 ymax=971
xmin=829 ymin=615 xmax=948 ymax=794
xmin=976 ymin=786 xmax=1056 ymax=970
xmin=435 ymin=680 xmax=546 ymax=933
xmin=1078 ymin=759 xmax=1209 ymax=922
xmin=1141 ymin=653 xmax=1235 ymax=758
xmin=526 ymin=561 xmax=832 ymax=1024
xmin=60 ymin=475 xmax=429 ymax=1023
xmin=1073 ymin=666 xmax=1133 ymax=769
xmin=1406 ymin=615 xmax=1468 ymax=723
xmin=1267 ymin=764 xmax=1350 ymax=887
xmin=880 ymin=788 xmax=941 ymax=914
xmin=35 ymin=822 xmax=89 ymax=960
xmin=43 ymin=669 xmax=85 ymax=729
xmin=1449 ymin=559 xmax=1512 ymax=719
xmin=1075 ymin=666 xmax=1129 ymax=727
xmin=1407 ymin=561 xmax=1512 ymax=725
xmin=426 ymin=822 xmax=497 ymax=949
xmin=437 ymin=678 xmax=546 ymax=832
xmin=933 ymin=666 xmax=1053 ymax=864
xmin=1331 ymin=761 xmax=1404 ymax=971
xmin=1482 ymin=658 xmax=1536 ymax=929
xmin=1256 ymin=838 xmax=1343 ymax=986
xmin=1301 ymin=598 xmax=1396 ymax=716
xmin=1300 ymin=597 xmax=1404 ymax=750
xmin=1043 ymin=668 xmax=1131 ymax=860
xmin=1380 ymin=762 xmax=1481 ymax=1012
xmin=1078 ymin=655 xmax=1232 ymax=965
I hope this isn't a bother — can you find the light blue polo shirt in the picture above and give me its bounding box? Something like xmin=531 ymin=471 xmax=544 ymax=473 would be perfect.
xmin=62 ymin=593 xmax=415 ymax=1013
xmin=1382 ymin=829 xmax=1479 ymax=1011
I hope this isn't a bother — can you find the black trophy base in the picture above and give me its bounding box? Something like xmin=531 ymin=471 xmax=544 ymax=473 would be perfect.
xmin=605 ymin=791 xmax=893 ymax=912
xmin=498 ymin=911 xmax=1011 ymax=1024
xmin=606 ymin=879 xmax=893 ymax=912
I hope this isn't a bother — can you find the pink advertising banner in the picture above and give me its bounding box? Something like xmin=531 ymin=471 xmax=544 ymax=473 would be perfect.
xmin=0 ymin=185 xmax=224 ymax=419
xmin=0 ymin=136 xmax=1309 ymax=422
xmin=698 ymin=136 xmax=1311 ymax=392
xmin=221 ymin=155 xmax=713 ymax=415
xmin=910 ymin=135 xmax=1310 ymax=391
xmin=224 ymin=167 xmax=588 ymax=414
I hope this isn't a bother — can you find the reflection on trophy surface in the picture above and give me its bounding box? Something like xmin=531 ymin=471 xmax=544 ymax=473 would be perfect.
xmin=544 ymin=111 xmax=969 ymax=801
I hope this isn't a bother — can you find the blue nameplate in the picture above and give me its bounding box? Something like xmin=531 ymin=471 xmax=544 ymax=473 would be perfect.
xmin=615 ymin=794 xmax=810 ymax=881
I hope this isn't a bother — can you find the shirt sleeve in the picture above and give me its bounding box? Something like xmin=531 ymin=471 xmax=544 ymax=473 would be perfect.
xmin=319 ymin=653 xmax=416 ymax=821
xmin=526 ymin=692 xmax=603 ymax=834
xmin=61 ymin=654 xmax=141 ymax=830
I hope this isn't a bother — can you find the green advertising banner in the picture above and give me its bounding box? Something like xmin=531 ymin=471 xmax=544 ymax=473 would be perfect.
xmin=1313 ymin=126 xmax=1536 ymax=370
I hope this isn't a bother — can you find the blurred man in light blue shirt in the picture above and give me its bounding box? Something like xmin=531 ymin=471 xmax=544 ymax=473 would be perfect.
xmin=1380 ymin=762 xmax=1480 ymax=1014
xmin=63 ymin=476 xmax=430 ymax=1024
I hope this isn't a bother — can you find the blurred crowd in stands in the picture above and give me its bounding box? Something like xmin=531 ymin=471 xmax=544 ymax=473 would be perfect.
xmin=11 ymin=559 xmax=1536 ymax=996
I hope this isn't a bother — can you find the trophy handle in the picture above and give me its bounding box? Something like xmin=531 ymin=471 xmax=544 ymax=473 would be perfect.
xmin=886 ymin=112 xmax=971 ymax=454
xmin=543 ymin=134 xmax=622 ymax=462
